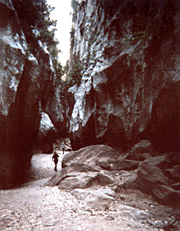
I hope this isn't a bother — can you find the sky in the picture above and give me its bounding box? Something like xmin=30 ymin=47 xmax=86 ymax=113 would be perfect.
xmin=47 ymin=0 xmax=72 ymax=66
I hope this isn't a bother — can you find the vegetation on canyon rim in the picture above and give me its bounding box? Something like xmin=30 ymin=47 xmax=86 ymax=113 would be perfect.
xmin=11 ymin=0 xmax=82 ymax=88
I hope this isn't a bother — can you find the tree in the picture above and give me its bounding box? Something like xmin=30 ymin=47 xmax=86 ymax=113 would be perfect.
xmin=12 ymin=0 xmax=58 ymax=58
xmin=12 ymin=0 xmax=64 ymax=82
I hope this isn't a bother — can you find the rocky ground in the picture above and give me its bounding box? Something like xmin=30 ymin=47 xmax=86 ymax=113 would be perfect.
xmin=0 ymin=150 xmax=179 ymax=231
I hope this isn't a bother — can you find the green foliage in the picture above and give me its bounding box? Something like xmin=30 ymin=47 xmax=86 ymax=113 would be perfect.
xmin=125 ymin=15 xmax=164 ymax=46
xmin=125 ymin=30 xmax=149 ymax=45
xmin=12 ymin=0 xmax=64 ymax=82
xmin=64 ymin=58 xmax=83 ymax=88
xmin=71 ymin=0 xmax=79 ymax=21
xmin=12 ymin=0 xmax=58 ymax=58
xmin=63 ymin=60 xmax=70 ymax=75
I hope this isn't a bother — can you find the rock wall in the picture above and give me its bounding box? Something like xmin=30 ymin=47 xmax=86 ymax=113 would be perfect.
xmin=69 ymin=0 xmax=180 ymax=152
xmin=0 ymin=0 xmax=55 ymax=187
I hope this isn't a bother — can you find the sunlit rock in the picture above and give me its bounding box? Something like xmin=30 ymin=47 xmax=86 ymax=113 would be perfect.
xmin=0 ymin=0 xmax=55 ymax=187
xmin=68 ymin=0 xmax=180 ymax=153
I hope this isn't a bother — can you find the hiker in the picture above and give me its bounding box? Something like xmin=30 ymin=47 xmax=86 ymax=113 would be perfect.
xmin=52 ymin=151 xmax=59 ymax=172
xmin=62 ymin=141 xmax=65 ymax=154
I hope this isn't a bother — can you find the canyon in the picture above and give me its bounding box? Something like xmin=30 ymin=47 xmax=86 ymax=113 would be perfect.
xmin=0 ymin=0 xmax=180 ymax=193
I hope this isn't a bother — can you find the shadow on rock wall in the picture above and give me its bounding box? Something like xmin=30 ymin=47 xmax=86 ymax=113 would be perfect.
xmin=145 ymin=81 xmax=180 ymax=153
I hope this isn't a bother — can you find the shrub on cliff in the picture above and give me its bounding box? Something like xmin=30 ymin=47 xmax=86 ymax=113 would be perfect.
xmin=12 ymin=0 xmax=64 ymax=83
xmin=67 ymin=58 xmax=83 ymax=87
xmin=61 ymin=57 xmax=83 ymax=88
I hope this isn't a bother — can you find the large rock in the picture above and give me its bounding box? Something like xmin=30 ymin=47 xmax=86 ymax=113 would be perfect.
xmin=123 ymin=156 xmax=180 ymax=208
xmin=71 ymin=188 xmax=115 ymax=210
xmin=164 ymin=165 xmax=180 ymax=182
xmin=68 ymin=0 xmax=180 ymax=153
xmin=116 ymin=205 xmax=149 ymax=220
xmin=62 ymin=144 xmax=121 ymax=168
xmin=112 ymin=158 xmax=139 ymax=171
xmin=152 ymin=184 xmax=180 ymax=208
xmin=45 ymin=145 xmax=119 ymax=189
xmin=125 ymin=140 xmax=156 ymax=160
xmin=58 ymin=172 xmax=97 ymax=191
xmin=45 ymin=164 xmax=114 ymax=190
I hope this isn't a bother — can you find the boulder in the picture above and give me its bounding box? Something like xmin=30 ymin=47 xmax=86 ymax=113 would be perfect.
xmin=44 ymin=168 xmax=67 ymax=186
xmin=44 ymin=163 xmax=99 ymax=187
xmin=123 ymin=157 xmax=180 ymax=208
xmin=71 ymin=188 xmax=115 ymax=210
xmin=65 ymin=162 xmax=99 ymax=173
xmin=136 ymin=160 xmax=171 ymax=191
xmin=143 ymin=155 xmax=172 ymax=170
xmin=164 ymin=165 xmax=180 ymax=182
xmin=112 ymin=158 xmax=139 ymax=171
xmin=116 ymin=205 xmax=149 ymax=220
xmin=45 ymin=145 xmax=120 ymax=190
xmin=171 ymin=183 xmax=180 ymax=191
xmin=45 ymin=163 xmax=115 ymax=190
xmin=152 ymin=184 xmax=180 ymax=208
xmin=96 ymin=172 xmax=114 ymax=185
xmin=96 ymin=159 xmax=111 ymax=170
xmin=62 ymin=144 xmax=121 ymax=168
xmin=166 ymin=152 xmax=180 ymax=165
xmin=58 ymin=172 xmax=97 ymax=191
xmin=126 ymin=140 xmax=156 ymax=161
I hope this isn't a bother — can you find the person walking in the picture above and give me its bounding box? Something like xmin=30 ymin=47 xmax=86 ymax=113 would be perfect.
xmin=52 ymin=151 xmax=59 ymax=172
xmin=62 ymin=141 xmax=65 ymax=154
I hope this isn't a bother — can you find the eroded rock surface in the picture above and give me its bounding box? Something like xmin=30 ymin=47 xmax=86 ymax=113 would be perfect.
xmin=68 ymin=0 xmax=180 ymax=153
xmin=0 ymin=0 xmax=55 ymax=188
xmin=1 ymin=148 xmax=178 ymax=230
xmin=46 ymin=143 xmax=180 ymax=210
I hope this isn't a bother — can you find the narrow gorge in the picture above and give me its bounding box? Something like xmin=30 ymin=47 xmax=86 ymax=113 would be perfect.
xmin=0 ymin=0 xmax=180 ymax=194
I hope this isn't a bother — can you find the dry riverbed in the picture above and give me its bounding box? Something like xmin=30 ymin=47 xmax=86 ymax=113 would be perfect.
xmin=0 ymin=152 xmax=179 ymax=230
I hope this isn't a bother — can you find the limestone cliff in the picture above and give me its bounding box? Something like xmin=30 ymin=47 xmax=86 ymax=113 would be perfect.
xmin=0 ymin=0 xmax=55 ymax=187
xmin=68 ymin=0 xmax=180 ymax=152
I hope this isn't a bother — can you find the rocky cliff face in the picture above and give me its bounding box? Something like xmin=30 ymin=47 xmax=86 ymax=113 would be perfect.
xmin=0 ymin=0 xmax=55 ymax=187
xmin=68 ymin=0 xmax=180 ymax=152
xmin=1 ymin=0 xmax=180 ymax=187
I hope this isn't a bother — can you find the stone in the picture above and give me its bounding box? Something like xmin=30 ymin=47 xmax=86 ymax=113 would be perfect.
xmin=164 ymin=165 xmax=180 ymax=182
xmin=166 ymin=152 xmax=180 ymax=165
xmin=126 ymin=140 xmax=156 ymax=161
xmin=116 ymin=205 xmax=149 ymax=220
xmin=152 ymin=184 xmax=180 ymax=208
xmin=45 ymin=160 xmax=116 ymax=190
xmin=96 ymin=172 xmax=114 ymax=185
xmin=44 ymin=163 xmax=98 ymax=187
xmin=64 ymin=162 xmax=99 ymax=173
xmin=143 ymin=155 xmax=172 ymax=170
xmin=171 ymin=183 xmax=180 ymax=190
xmin=123 ymin=157 xmax=180 ymax=208
xmin=96 ymin=159 xmax=111 ymax=170
xmin=71 ymin=188 xmax=115 ymax=210
xmin=112 ymin=158 xmax=139 ymax=171
xmin=58 ymin=172 xmax=97 ymax=191
xmin=136 ymin=160 xmax=171 ymax=191
xmin=44 ymin=168 xmax=67 ymax=187
xmin=62 ymin=145 xmax=120 ymax=168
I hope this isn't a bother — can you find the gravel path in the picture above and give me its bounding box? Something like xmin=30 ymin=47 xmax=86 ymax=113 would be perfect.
xmin=0 ymin=152 xmax=176 ymax=230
